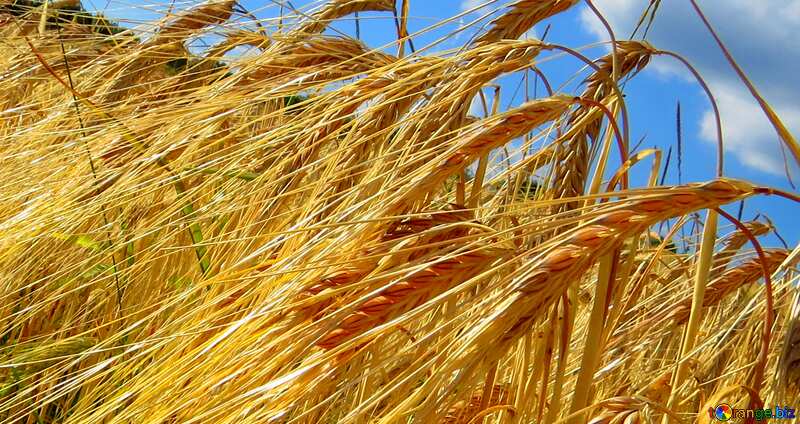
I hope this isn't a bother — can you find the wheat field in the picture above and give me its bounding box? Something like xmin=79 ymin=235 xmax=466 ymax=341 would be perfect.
xmin=0 ymin=0 xmax=798 ymax=423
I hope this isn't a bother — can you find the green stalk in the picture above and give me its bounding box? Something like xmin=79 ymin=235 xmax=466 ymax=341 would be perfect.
xmin=172 ymin=177 xmax=210 ymax=275
xmin=186 ymin=166 xmax=259 ymax=181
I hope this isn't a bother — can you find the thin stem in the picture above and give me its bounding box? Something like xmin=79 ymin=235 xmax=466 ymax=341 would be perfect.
xmin=56 ymin=26 xmax=123 ymax=314
xmin=575 ymin=97 xmax=628 ymax=188
xmin=584 ymin=0 xmax=619 ymax=82
xmin=713 ymin=207 xmax=774 ymax=400
xmin=25 ymin=36 xmax=210 ymax=277
xmin=545 ymin=43 xmax=630 ymax=150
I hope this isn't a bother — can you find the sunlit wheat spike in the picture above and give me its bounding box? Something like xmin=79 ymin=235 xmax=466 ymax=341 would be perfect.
xmin=454 ymin=180 xmax=756 ymax=377
xmin=240 ymin=35 xmax=396 ymax=83
xmin=588 ymin=397 xmax=644 ymax=424
xmin=473 ymin=0 xmax=579 ymax=46
xmin=296 ymin=0 xmax=395 ymax=36
xmin=156 ymin=0 xmax=236 ymax=39
xmin=316 ymin=218 xmax=510 ymax=349
xmin=393 ymin=39 xmax=547 ymax=141
xmin=317 ymin=245 xmax=511 ymax=349
xmin=386 ymin=94 xmax=572 ymax=215
xmin=297 ymin=206 xmax=475 ymax=318
xmin=583 ymin=41 xmax=656 ymax=100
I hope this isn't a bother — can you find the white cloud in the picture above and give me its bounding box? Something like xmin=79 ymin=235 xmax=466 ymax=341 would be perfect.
xmin=578 ymin=0 xmax=685 ymax=78
xmin=578 ymin=0 xmax=636 ymax=39
xmin=460 ymin=0 xmax=486 ymax=12
xmin=580 ymin=0 xmax=800 ymax=176
xmin=700 ymin=82 xmax=800 ymax=174
xmin=783 ymin=2 xmax=800 ymax=22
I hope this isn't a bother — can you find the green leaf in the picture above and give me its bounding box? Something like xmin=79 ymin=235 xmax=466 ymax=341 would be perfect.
xmin=52 ymin=233 xmax=102 ymax=252
xmin=168 ymin=275 xmax=193 ymax=290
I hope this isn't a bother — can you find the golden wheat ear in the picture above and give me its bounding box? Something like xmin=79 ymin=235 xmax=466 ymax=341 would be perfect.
xmin=156 ymin=0 xmax=236 ymax=40
xmin=0 ymin=0 xmax=797 ymax=422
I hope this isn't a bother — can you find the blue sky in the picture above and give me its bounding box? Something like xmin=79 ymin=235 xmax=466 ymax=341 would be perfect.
xmin=94 ymin=0 xmax=799 ymax=248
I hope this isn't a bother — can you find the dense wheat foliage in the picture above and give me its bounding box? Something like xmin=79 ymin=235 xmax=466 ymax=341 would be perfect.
xmin=0 ymin=0 xmax=798 ymax=423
